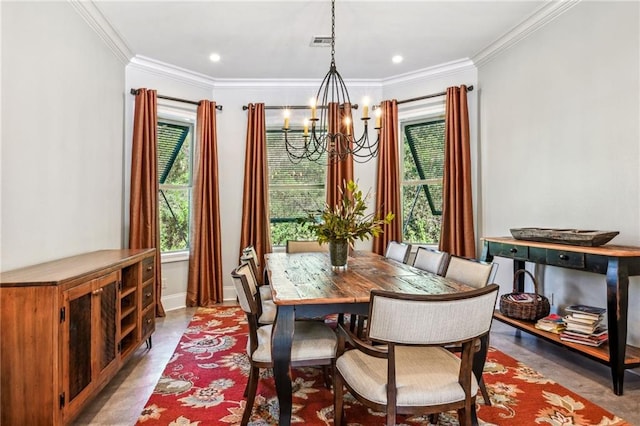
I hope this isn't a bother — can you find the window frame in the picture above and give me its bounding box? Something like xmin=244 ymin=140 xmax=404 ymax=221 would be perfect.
xmin=265 ymin=128 xmax=327 ymax=246
xmin=156 ymin=108 xmax=196 ymax=260
xmin=399 ymin=106 xmax=446 ymax=245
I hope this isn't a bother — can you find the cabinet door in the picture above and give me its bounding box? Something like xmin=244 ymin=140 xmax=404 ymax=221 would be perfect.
xmin=61 ymin=271 xmax=119 ymax=422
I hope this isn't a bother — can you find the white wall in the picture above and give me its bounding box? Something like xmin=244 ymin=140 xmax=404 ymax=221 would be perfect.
xmin=1 ymin=2 xmax=125 ymax=270
xmin=478 ymin=2 xmax=640 ymax=344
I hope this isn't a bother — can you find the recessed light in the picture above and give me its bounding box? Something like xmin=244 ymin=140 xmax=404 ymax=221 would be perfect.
xmin=392 ymin=55 xmax=403 ymax=64
xmin=209 ymin=53 xmax=221 ymax=62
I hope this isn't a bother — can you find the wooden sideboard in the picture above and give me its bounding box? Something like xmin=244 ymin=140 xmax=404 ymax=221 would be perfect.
xmin=481 ymin=237 xmax=640 ymax=395
xmin=0 ymin=249 xmax=156 ymax=425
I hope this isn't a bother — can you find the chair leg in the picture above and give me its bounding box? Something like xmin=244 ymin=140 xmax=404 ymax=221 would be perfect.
xmin=322 ymin=365 xmax=332 ymax=389
xmin=242 ymin=366 xmax=260 ymax=426
xmin=478 ymin=376 xmax=491 ymax=406
xmin=333 ymin=370 xmax=345 ymax=426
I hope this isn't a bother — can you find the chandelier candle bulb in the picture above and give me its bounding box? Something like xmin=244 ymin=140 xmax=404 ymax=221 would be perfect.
xmin=283 ymin=110 xmax=290 ymax=130
xmin=303 ymin=119 xmax=309 ymax=136
xmin=362 ymin=104 xmax=369 ymax=119
xmin=345 ymin=117 xmax=351 ymax=135
xmin=375 ymin=108 xmax=382 ymax=128
xmin=310 ymin=98 xmax=317 ymax=120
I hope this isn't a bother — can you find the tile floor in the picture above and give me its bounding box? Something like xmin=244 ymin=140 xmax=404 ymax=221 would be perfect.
xmin=73 ymin=307 xmax=640 ymax=425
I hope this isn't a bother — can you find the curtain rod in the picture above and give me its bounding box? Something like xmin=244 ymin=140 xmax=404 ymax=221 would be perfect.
xmin=396 ymin=85 xmax=474 ymax=105
xmin=129 ymin=89 xmax=223 ymax=111
xmin=239 ymin=84 xmax=473 ymax=111
xmin=242 ymin=104 xmax=359 ymax=111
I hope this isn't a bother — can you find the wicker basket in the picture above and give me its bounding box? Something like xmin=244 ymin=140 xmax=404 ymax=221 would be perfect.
xmin=499 ymin=269 xmax=550 ymax=321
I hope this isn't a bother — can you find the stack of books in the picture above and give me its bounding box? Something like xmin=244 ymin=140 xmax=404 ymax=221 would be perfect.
xmin=534 ymin=313 xmax=566 ymax=334
xmin=559 ymin=304 xmax=608 ymax=347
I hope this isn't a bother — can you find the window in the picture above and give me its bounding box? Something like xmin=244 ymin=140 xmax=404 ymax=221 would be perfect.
xmin=157 ymin=118 xmax=194 ymax=253
xmin=266 ymin=129 xmax=326 ymax=246
xmin=401 ymin=119 xmax=445 ymax=244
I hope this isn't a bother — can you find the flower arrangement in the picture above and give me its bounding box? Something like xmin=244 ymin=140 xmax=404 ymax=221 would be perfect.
xmin=303 ymin=180 xmax=395 ymax=247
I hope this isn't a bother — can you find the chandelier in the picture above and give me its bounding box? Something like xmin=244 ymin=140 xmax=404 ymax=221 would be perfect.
xmin=283 ymin=0 xmax=381 ymax=164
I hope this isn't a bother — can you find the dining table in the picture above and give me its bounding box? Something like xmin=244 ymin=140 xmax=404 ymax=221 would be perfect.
xmin=265 ymin=250 xmax=486 ymax=426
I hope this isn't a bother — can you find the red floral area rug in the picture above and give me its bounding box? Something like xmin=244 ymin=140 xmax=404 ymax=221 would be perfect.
xmin=136 ymin=306 xmax=630 ymax=426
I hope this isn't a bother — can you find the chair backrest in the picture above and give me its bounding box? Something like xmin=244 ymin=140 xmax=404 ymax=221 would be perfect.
xmin=412 ymin=247 xmax=449 ymax=275
xmin=231 ymin=263 xmax=260 ymax=315
xmin=240 ymin=254 xmax=259 ymax=282
xmin=385 ymin=241 xmax=412 ymax=263
xmin=242 ymin=245 xmax=259 ymax=268
xmin=444 ymin=255 xmax=498 ymax=289
xmin=367 ymin=284 xmax=499 ymax=345
xmin=286 ymin=240 xmax=329 ymax=253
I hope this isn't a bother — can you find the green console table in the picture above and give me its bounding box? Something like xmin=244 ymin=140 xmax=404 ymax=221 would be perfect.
xmin=481 ymin=236 xmax=640 ymax=395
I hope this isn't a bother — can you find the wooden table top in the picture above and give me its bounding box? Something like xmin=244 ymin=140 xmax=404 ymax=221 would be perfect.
xmin=265 ymin=251 xmax=472 ymax=306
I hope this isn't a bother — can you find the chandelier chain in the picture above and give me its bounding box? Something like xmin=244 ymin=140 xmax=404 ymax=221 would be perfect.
xmin=282 ymin=0 xmax=381 ymax=164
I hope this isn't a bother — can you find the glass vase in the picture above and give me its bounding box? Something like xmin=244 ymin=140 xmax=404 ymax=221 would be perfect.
xmin=329 ymin=240 xmax=349 ymax=270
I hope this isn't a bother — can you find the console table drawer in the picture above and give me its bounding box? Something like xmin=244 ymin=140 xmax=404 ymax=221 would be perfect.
xmin=491 ymin=243 xmax=529 ymax=260
xmin=546 ymin=249 xmax=585 ymax=269
xmin=142 ymin=256 xmax=154 ymax=282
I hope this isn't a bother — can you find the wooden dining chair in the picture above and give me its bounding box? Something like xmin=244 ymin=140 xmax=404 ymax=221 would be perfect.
xmin=443 ymin=254 xmax=498 ymax=405
xmin=286 ymin=239 xmax=329 ymax=253
xmin=412 ymin=246 xmax=449 ymax=275
xmin=444 ymin=255 xmax=498 ymax=289
xmin=231 ymin=263 xmax=337 ymax=426
xmin=240 ymin=253 xmax=272 ymax=301
xmin=333 ymin=284 xmax=499 ymax=426
xmin=234 ymin=259 xmax=276 ymax=325
xmin=385 ymin=241 xmax=412 ymax=263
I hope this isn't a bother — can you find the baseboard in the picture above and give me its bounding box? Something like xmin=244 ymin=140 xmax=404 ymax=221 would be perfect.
xmin=161 ymin=292 xmax=187 ymax=312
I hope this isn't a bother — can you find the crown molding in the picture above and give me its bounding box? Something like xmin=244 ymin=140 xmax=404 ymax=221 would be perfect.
xmin=212 ymin=77 xmax=382 ymax=89
xmin=68 ymin=0 xmax=133 ymax=64
xmin=473 ymin=0 xmax=581 ymax=68
xmin=129 ymin=56 xmax=217 ymax=90
xmin=382 ymin=58 xmax=476 ymax=87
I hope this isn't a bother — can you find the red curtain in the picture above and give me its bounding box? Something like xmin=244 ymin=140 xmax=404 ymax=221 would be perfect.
xmin=439 ymin=85 xmax=476 ymax=258
xmin=129 ymin=88 xmax=165 ymax=317
xmin=240 ymin=104 xmax=272 ymax=283
xmin=372 ymin=100 xmax=402 ymax=255
xmin=187 ymin=101 xmax=223 ymax=306
xmin=326 ymin=103 xmax=354 ymax=207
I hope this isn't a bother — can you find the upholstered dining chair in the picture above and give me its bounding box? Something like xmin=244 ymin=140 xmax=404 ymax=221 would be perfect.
xmin=385 ymin=241 xmax=412 ymax=263
xmin=444 ymin=255 xmax=498 ymax=289
xmin=333 ymin=284 xmax=500 ymax=426
xmin=286 ymin=239 xmax=329 ymax=253
xmin=240 ymin=252 xmax=272 ymax=302
xmin=412 ymin=246 xmax=449 ymax=275
xmin=235 ymin=258 xmax=276 ymax=325
xmin=443 ymin=255 xmax=498 ymax=405
xmin=231 ymin=263 xmax=337 ymax=426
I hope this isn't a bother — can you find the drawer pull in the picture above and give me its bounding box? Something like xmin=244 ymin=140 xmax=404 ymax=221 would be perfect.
xmin=92 ymin=288 xmax=103 ymax=295
xmin=559 ymin=254 xmax=569 ymax=260
xmin=146 ymin=319 xmax=152 ymax=324
xmin=146 ymin=266 xmax=153 ymax=271
xmin=145 ymin=292 xmax=152 ymax=297
xmin=509 ymin=248 xmax=518 ymax=253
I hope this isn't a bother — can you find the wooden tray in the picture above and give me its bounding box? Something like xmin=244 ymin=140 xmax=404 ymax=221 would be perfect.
xmin=510 ymin=228 xmax=619 ymax=247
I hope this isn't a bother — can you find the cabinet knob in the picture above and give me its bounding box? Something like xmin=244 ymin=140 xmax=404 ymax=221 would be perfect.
xmin=92 ymin=288 xmax=104 ymax=295
xmin=146 ymin=319 xmax=152 ymax=324
xmin=146 ymin=266 xmax=153 ymax=271
xmin=559 ymin=254 xmax=569 ymax=260
xmin=509 ymin=248 xmax=518 ymax=253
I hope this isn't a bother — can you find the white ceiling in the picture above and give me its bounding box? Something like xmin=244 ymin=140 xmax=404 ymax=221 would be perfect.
xmin=93 ymin=0 xmax=550 ymax=80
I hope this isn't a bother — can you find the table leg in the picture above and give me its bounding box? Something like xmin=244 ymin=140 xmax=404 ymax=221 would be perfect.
xmin=272 ymin=305 xmax=295 ymax=426
xmin=606 ymin=258 xmax=629 ymax=395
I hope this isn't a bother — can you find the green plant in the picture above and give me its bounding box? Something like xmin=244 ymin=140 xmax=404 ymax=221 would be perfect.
xmin=302 ymin=180 xmax=395 ymax=247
